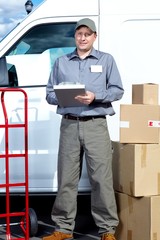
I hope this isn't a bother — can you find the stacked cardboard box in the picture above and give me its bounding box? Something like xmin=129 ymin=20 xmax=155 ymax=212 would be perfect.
xmin=112 ymin=142 xmax=160 ymax=197
xmin=112 ymin=83 xmax=160 ymax=240
xmin=120 ymin=83 xmax=160 ymax=143
xmin=132 ymin=83 xmax=159 ymax=105
xmin=115 ymin=192 xmax=160 ymax=240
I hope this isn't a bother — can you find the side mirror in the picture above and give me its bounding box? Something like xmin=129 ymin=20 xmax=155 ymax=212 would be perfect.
xmin=0 ymin=57 xmax=18 ymax=87
xmin=0 ymin=57 xmax=9 ymax=87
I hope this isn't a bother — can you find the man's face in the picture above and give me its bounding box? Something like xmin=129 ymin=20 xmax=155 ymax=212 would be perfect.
xmin=75 ymin=26 xmax=97 ymax=52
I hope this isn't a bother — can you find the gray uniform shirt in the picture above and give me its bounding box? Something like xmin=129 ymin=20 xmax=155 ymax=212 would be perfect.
xmin=46 ymin=48 xmax=124 ymax=116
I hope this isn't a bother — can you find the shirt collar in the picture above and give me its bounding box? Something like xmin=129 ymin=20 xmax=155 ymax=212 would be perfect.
xmin=69 ymin=48 xmax=98 ymax=60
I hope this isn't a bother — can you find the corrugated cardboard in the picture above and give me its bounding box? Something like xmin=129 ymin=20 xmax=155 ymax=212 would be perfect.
xmin=115 ymin=192 xmax=160 ymax=240
xmin=112 ymin=141 xmax=160 ymax=196
xmin=132 ymin=83 xmax=159 ymax=105
xmin=120 ymin=104 xmax=160 ymax=143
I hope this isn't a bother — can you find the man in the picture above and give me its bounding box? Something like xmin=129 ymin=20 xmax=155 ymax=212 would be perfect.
xmin=43 ymin=18 xmax=124 ymax=240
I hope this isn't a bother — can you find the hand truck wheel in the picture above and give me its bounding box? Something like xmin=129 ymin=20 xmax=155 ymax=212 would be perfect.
xmin=22 ymin=207 xmax=38 ymax=237
xmin=29 ymin=208 xmax=38 ymax=237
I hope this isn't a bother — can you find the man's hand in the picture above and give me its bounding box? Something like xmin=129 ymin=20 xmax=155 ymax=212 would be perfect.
xmin=75 ymin=91 xmax=95 ymax=105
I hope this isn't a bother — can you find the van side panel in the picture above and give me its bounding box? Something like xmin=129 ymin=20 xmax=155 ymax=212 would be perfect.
xmin=99 ymin=0 xmax=160 ymax=140
xmin=0 ymin=0 xmax=160 ymax=193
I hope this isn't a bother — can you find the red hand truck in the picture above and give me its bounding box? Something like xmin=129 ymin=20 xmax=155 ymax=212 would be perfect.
xmin=0 ymin=88 xmax=38 ymax=239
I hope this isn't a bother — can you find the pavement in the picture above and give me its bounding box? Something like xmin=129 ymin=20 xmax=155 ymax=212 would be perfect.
xmin=0 ymin=195 xmax=100 ymax=240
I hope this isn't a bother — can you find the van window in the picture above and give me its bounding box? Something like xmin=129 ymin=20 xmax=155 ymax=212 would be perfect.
xmin=5 ymin=23 xmax=76 ymax=86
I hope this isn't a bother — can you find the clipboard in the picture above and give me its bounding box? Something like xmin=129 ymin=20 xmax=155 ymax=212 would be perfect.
xmin=54 ymin=83 xmax=86 ymax=107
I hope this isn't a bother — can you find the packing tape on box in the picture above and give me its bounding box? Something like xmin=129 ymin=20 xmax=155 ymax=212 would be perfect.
xmin=128 ymin=196 xmax=133 ymax=214
xmin=148 ymin=120 xmax=160 ymax=127
xmin=141 ymin=145 xmax=147 ymax=168
xmin=158 ymin=173 xmax=160 ymax=194
xmin=127 ymin=230 xmax=132 ymax=240
xmin=130 ymin=181 xmax=134 ymax=195
xmin=153 ymin=232 xmax=157 ymax=240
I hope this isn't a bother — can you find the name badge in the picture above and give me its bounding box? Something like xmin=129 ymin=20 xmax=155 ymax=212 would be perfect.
xmin=91 ymin=65 xmax=102 ymax=73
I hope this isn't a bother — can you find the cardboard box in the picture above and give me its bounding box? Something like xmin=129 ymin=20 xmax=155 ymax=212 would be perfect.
xmin=115 ymin=192 xmax=160 ymax=240
xmin=132 ymin=83 xmax=159 ymax=105
xmin=112 ymin=142 xmax=160 ymax=197
xmin=120 ymin=104 xmax=160 ymax=143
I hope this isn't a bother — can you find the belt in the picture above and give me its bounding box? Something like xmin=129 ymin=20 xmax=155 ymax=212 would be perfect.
xmin=63 ymin=114 xmax=106 ymax=121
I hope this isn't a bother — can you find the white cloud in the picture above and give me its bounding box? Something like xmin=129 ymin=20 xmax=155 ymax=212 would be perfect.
xmin=0 ymin=0 xmax=27 ymax=40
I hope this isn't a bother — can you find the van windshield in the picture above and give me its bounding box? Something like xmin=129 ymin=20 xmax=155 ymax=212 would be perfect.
xmin=7 ymin=23 xmax=76 ymax=55
xmin=5 ymin=22 xmax=76 ymax=86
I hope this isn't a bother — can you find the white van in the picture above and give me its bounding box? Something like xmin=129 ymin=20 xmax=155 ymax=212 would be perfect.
xmin=0 ymin=0 xmax=160 ymax=194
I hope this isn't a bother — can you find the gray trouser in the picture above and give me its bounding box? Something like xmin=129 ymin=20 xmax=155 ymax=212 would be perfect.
xmin=51 ymin=117 xmax=119 ymax=235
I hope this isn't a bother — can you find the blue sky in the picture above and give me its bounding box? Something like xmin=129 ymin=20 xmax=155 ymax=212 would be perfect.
xmin=0 ymin=0 xmax=44 ymax=40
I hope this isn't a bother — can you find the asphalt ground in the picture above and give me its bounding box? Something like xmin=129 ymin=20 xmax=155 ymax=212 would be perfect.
xmin=0 ymin=195 xmax=100 ymax=240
